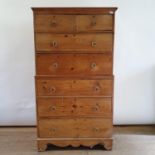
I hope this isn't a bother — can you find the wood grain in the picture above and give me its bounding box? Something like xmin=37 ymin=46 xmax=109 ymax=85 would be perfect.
xmin=36 ymin=78 xmax=113 ymax=97
xmin=76 ymin=15 xmax=113 ymax=32
xmin=37 ymin=97 xmax=112 ymax=118
xmin=36 ymin=53 xmax=112 ymax=76
xmin=35 ymin=15 xmax=113 ymax=33
xmin=35 ymin=15 xmax=75 ymax=33
xmin=38 ymin=118 xmax=112 ymax=138
xmin=35 ymin=33 xmax=113 ymax=52
xmin=32 ymin=7 xmax=117 ymax=151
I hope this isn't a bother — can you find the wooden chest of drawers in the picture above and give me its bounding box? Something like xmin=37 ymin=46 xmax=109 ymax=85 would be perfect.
xmin=32 ymin=7 xmax=117 ymax=151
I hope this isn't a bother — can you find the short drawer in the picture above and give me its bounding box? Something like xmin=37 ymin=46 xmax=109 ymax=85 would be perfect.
xmin=37 ymin=97 xmax=112 ymax=118
xmin=35 ymin=15 xmax=113 ymax=33
xmin=35 ymin=33 xmax=113 ymax=52
xmin=36 ymin=53 xmax=112 ymax=76
xmin=76 ymin=15 xmax=113 ymax=32
xmin=38 ymin=118 xmax=112 ymax=138
xmin=36 ymin=78 xmax=113 ymax=97
xmin=35 ymin=15 xmax=75 ymax=33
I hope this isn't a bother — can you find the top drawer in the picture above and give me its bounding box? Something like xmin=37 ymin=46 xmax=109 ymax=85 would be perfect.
xmin=34 ymin=15 xmax=113 ymax=33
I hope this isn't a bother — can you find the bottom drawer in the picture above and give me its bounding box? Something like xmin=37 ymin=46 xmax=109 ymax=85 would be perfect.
xmin=38 ymin=118 xmax=112 ymax=138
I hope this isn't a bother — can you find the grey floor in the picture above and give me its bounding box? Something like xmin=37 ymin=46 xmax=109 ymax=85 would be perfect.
xmin=0 ymin=126 xmax=155 ymax=155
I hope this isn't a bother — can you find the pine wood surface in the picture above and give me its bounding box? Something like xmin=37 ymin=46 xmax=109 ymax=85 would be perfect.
xmin=36 ymin=78 xmax=113 ymax=97
xmin=38 ymin=118 xmax=112 ymax=138
xmin=32 ymin=7 xmax=117 ymax=151
xmin=35 ymin=33 xmax=113 ymax=52
xmin=36 ymin=53 xmax=112 ymax=76
xmin=37 ymin=97 xmax=112 ymax=118
xmin=35 ymin=14 xmax=113 ymax=33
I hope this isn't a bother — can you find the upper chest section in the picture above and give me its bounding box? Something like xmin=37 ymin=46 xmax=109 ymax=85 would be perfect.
xmin=32 ymin=7 xmax=117 ymax=33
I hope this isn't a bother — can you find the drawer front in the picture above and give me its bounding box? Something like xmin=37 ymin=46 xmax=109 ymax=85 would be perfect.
xmin=36 ymin=33 xmax=113 ymax=52
xmin=36 ymin=79 xmax=113 ymax=96
xmin=37 ymin=97 xmax=112 ymax=118
xmin=35 ymin=15 xmax=75 ymax=33
xmin=38 ymin=118 xmax=112 ymax=138
xmin=35 ymin=15 xmax=113 ymax=33
xmin=76 ymin=15 xmax=113 ymax=32
xmin=36 ymin=53 xmax=112 ymax=76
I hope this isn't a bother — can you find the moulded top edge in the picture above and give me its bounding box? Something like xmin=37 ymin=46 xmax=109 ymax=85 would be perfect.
xmin=31 ymin=7 xmax=118 ymax=14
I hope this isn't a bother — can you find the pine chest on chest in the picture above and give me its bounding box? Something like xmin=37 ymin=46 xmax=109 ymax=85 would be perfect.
xmin=32 ymin=7 xmax=117 ymax=151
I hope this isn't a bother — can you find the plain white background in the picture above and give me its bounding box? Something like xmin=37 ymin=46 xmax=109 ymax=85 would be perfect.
xmin=0 ymin=0 xmax=155 ymax=125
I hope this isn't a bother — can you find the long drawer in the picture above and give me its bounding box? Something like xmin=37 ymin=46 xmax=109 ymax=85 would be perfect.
xmin=36 ymin=78 xmax=113 ymax=97
xmin=36 ymin=53 xmax=112 ymax=76
xmin=37 ymin=97 xmax=112 ymax=118
xmin=35 ymin=15 xmax=113 ymax=33
xmin=35 ymin=33 xmax=113 ymax=52
xmin=38 ymin=118 xmax=112 ymax=138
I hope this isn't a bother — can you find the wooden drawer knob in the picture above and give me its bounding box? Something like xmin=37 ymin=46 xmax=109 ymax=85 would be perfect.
xmin=50 ymin=87 xmax=56 ymax=93
xmin=91 ymin=41 xmax=97 ymax=47
xmin=94 ymin=86 xmax=100 ymax=92
xmin=49 ymin=106 xmax=56 ymax=111
xmin=91 ymin=62 xmax=97 ymax=69
xmin=52 ymin=62 xmax=58 ymax=68
xmin=51 ymin=41 xmax=58 ymax=47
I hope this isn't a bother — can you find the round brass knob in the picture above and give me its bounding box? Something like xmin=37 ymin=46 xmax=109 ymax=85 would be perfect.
xmin=50 ymin=86 xmax=56 ymax=93
xmin=51 ymin=41 xmax=58 ymax=47
xmin=94 ymin=86 xmax=100 ymax=92
xmin=52 ymin=62 xmax=58 ymax=68
xmin=91 ymin=41 xmax=97 ymax=47
xmin=91 ymin=62 xmax=97 ymax=69
xmin=49 ymin=106 xmax=56 ymax=111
